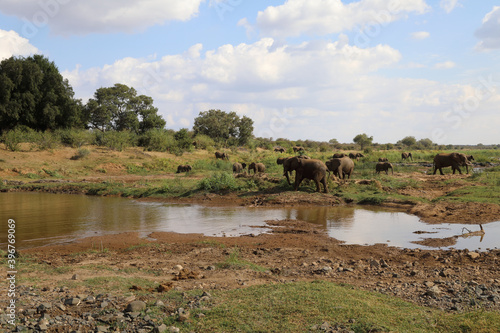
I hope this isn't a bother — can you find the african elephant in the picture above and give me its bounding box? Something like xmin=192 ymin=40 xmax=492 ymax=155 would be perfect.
xmin=274 ymin=147 xmax=285 ymax=153
xmin=401 ymin=152 xmax=413 ymax=161
xmin=378 ymin=157 xmax=389 ymax=162
xmin=248 ymin=162 xmax=265 ymax=174
xmin=176 ymin=165 xmax=192 ymax=173
xmin=215 ymin=151 xmax=229 ymax=160
xmin=356 ymin=153 xmax=365 ymax=158
xmin=466 ymin=155 xmax=475 ymax=162
xmin=433 ymin=153 xmax=471 ymax=175
xmin=293 ymin=146 xmax=304 ymax=153
xmin=375 ymin=162 xmax=393 ymax=175
xmin=325 ymin=157 xmax=354 ymax=179
xmin=277 ymin=157 xmax=288 ymax=165
xmin=293 ymin=158 xmax=328 ymax=193
xmin=232 ymin=162 xmax=247 ymax=173
xmin=282 ymin=156 xmax=311 ymax=184
xmin=332 ymin=153 xmax=346 ymax=158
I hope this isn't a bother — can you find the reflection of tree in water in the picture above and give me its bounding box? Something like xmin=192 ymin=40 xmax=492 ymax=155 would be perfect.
xmin=290 ymin=206 xmax=356 ymax=228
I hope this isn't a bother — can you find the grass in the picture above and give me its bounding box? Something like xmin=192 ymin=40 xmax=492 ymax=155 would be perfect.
xmin=216 ymin=247 xmax=268 ymax=272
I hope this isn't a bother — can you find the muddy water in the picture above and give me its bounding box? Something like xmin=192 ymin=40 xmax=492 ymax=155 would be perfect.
xmin=1 ymin=192 xmax=498 ymax=250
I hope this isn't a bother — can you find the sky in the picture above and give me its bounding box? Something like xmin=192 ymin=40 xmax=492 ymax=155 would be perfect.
xmin=0 ymin=0 xmax=499 ymax=145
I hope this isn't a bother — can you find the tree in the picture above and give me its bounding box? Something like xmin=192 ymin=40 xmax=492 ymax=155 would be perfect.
xmin=417 ymin=138 xmax=433 ymax=149
xmin=193 ymin=109 xmax=254 ymax=146
xmin=400 ymin=136 xmax=417 ymax=147
xmin=85 ymin=83 xmax=165 ymax=133
xmin=0 ymin=55 xmax=83 ymax=133
xmin=353 ymin=133 xmax=373 ymax=150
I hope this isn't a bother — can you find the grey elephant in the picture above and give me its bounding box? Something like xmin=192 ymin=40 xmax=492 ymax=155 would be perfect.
xmin=466 ymin=155 xmax=475 ymax=162
xmin=325 ymin=157 xmax=354 ymax=179
xmin=375 ymin=162 xmax=393 ymax=175
xmin=282 ymin=156 xmax=310 ymax=184
xmin=274 ymin=147 xmax=285 ymax=153
xmin=332 ymin=153 xmax=346 ymax=158
xmin=378 ymin=157 xmax=389 ymax=162
xmin=401 ymin=152 xmax=413 ymax=161
xmin=292 ymin=146 xmax=304 ymax=153
xmin=248 ymin=162 xmax=265 ymax=174
xmin=232 ymin=162 xmax=247 ymax=173
xmin=433 ymin=152 xmax=471 ymax=175
xmin=176 ymin=165 xmax=192 ymax=173
xmin=293 ymin=158 xmax=328 ymax=193
xmin=215 ymin=151 xmax=229 ymax=160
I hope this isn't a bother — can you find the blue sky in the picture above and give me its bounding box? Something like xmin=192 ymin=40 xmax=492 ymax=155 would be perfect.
xmin=1 ymin=0 xmax=499 ymax=145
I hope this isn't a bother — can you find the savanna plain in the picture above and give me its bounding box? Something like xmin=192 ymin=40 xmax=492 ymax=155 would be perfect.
xmin=1 ymin=143 xmax=500 ymax=332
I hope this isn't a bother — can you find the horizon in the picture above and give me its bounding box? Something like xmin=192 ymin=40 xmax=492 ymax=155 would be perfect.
xmin=1 ymin=1 xmax=499 ymax=145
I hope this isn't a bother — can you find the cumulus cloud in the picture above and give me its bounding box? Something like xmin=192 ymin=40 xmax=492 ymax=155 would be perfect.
xmin=475 ymin=6 xmax=500 ymax=51
xmin=252 ymin=0 xmax=430 ymax=38
xmin=440 ymin=0 xmax=460 ymax=13
xmin=434 ymin=61 xmax=456 ymax=69
xmin=61 ymin=36 xmax=500 ymax=144
xmin=411 ymin=31 xmax=430 ymax=40
xmin=0 ymin=0 xmax=203 ymax=36
xmin=0 ymin=29 xmax=39 ymax=60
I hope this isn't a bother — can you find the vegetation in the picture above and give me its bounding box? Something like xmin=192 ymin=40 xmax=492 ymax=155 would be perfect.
xmin=193 ymin=109 xmax=254 ymax=146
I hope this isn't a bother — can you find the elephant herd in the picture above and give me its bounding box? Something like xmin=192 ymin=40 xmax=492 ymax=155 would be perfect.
xmin=175 ymin=150 xmax=475 ymax=193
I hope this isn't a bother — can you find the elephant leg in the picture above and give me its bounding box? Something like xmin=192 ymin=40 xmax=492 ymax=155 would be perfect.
xmin=294 ymin=174 xmax=303 ymax=191
xmin=321 ymin=177 xmax=328 ymax=193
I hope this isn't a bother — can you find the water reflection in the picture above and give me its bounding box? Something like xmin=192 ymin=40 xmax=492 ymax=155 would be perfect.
xmin=0 ymin=192 xmax=498 ymax=251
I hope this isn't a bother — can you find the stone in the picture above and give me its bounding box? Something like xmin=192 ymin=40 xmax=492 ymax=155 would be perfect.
xmin=154 ymin=300 xmax=165 ymax=307
xmin=71 ymin=274 xmax=78 ymax=280
xmin=155 ymin=324 xmax=168 ymax=333
xmin=125 ymin=300 xmax=147 ymax=313
xmin=468 ymin=252 xmax=480 ymax=259
xmin=64 ymin=298 xmax=81 ymax=306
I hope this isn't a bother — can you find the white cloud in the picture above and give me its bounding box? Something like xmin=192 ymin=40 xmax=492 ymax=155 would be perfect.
xmin=0 ymin=29 xmax=39 ymax=60
xmin=0 ymin=0 xmax=203 ymax=36
xmin=440 ymin=0 xmax=460 ymax=13
xmin=434 ymin=61 xmax=456 ymax=69
xmin=475 ymin=6 xmax=500 ymax=51
xmin=62 ymin=37 xmax=499 ymax=145
xmin=411 ymin=31 xmax=430 ymax=40
xmin=253 ymin=0 xmax=430 ymax=38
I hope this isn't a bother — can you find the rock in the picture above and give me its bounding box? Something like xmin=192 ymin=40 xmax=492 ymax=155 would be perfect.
xmin=174 ymin=265 xmax=183 ymax=271
xmin=468 ymin=252 xmax=480 ymax=259
xmin=155 ymin=324 xmax=168 ymax=333
xmin=71 ymin=274 xmax=78 ymax=280
xmin=64 ymin=298 xmax=81 ymax=306
xmin=154 ymin=300 xmax=165 ymax=307
xmin=37 ymin=303 xmax=52 ymax=313
xmin=37 ymin=318 xmax=49 ymax=331
xmin=125 ymin=300 xmax=147 ymax=313
xmin=426 ymin=285 xmax=441 ymax=297
xmin=167 ymin=327 xmax=180 ymax=333
xmin=157 ymin=282 xmax=174 ymax=292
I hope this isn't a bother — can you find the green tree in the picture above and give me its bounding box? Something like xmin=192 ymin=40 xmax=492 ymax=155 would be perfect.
xmin=400 ymin=136 xmax=417 ymax=147
xmin=0 ymin=55 xmax=83 ymax=133
xmin=353 ymin=133 xmax=373 ymax=150
xmin=417 ymin=138 xmax=433 ymax=149
xmin=193 ymin=109 xmax=254 ymax=146
xmin=85 ymin=83 xmax=165 ymax=133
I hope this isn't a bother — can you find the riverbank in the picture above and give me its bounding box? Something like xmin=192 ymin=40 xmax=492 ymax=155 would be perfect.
xmin=1 ymin=145 xmax=500 ymax=331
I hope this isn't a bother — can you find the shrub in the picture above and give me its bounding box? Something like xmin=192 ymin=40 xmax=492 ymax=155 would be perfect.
xmin=139 ymin=129 xmax=175 ymax=152
xmin=71 ymin=148 xmax=91 ymax=160
xmin=32 ymin=131 xmax=59 ymax=150
xmin=192 ymin=134 xmax=215 ymax=150
xmin=94 ymin=131 xmax=135 ymax=151
xmin=198 ymin=172 xmax=239 ymax=192
xmin=58 ymin=129 xmax=93 ymax=148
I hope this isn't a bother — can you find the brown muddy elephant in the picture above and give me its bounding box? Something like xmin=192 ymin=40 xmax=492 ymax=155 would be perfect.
xmin=292 ymin=146 xmax=304 ymax=153
xmin=375 ymin=162 xmax=393 ymax=175
xmin=325 ymin=157 xmax=354 ymax=179
xmin=433 ymin=153 xmax=471 ymax=175
xmin=401 ymin=152 xmax=413 ymax=161
xmin=274 ymin=147 xmax=285 ymax=153
xmin=232 ymin=162 xmax=246 ymax=173
xmin=378 ymin=157 xmax=389 ymax=162
xmin=176 ymin=165 xmax=192 ymax=173
xmin=215 ymin=151 xmax=229 ymax=160
xmin=293 ymin=158 xmax=328 ymax=193
xmin=248 ymin=162 xmax=265 ymax=174
xmin=332 ymin=153 xmax=346 ymax=158
xmin=282 ymin=156 xmax=311 ymax=184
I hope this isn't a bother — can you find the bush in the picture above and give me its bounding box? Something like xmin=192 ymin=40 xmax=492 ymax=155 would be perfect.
xmin=192 ymin=134 xmax=215 ymax=150
xmin=2 ymin=129 xmax=25 ymax=151
xmin=94 ymin=131 xmax=136 ymax=151
xmin=32 ymin=131 xmax=59 ymax=150
xmin=58 ymin=129 xmax=93 ymax=148
xmin=139 ymin=129 xmax=175 ymax=152
xmin=71 ymin=148 xmax=91 ymax=160
xmin=198 ymin=172 xmax=239 ymax=192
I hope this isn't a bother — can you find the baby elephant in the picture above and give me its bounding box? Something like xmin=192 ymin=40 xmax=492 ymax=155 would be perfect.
xmin=375 ymin=162 xmax=393 ymax=175
xmin=378 ymin=157 xmax=389 ymax=162
xmin=248 ymin=162 xmax=266 ymax=174
xmin=232 ymin=162 xmax=247 ymax=173
xmin=176 ymin=165 xmax=192 ymax=173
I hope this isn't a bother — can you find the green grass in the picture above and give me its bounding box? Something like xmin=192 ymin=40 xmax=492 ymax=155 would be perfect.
xmin=175 ymin=281 xmax=500 ymax=332
xmin=216 ymin=247 xmax=268 ymax=272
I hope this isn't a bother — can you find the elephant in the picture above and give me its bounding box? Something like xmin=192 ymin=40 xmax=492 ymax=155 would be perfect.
xmin=375 ymin=162 xmax=394 ymax=175
xmin=232 ymin=162 xmax=247 ymax=173
xmin=176 ymin=165 xmax=192 ymax=173
xmin=215 ymin=151 xmax=229 ymax=160
xmin=293 ymin=158 xmax=328 ymax=193
xmin=325 ymin=157 xmax=354 ymax=179
xmin=356 ymin=153 xmax=365 ymax=158
xmin=282 ymin=156 xmax=311 ymax=184
xmin=293 ymin=146 xmax=304 ymax=153
xmin=466 ymin=155 xmax=475 ymax=162
xmin=248 ymin=162 xmax=266 ymax=174
xmin=433 ymin=152 xmax=471 ymax=175
xmin=401 ymin=152 xmax=413 ymax=161
xmin=332 ymin=153 xmax=346 ymax=158
xmin=378 ymin=157 xmax=389 ymax=162
xmin=276 ymin=157 xmax=288 ymax=165
xmin=274 ymin=147 xmax=285 ymax=153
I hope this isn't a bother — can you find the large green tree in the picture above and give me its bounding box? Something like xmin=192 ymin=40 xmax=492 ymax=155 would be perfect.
xmin=353 ymin=133 xmax=373 ymax=150
xmin=193 ymin=109 xmax=254 ymax=146
xmin=0 ymin=55 xmax=83 ymax=132
xmin=84 ymin=83 xmax=165 ymax=133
